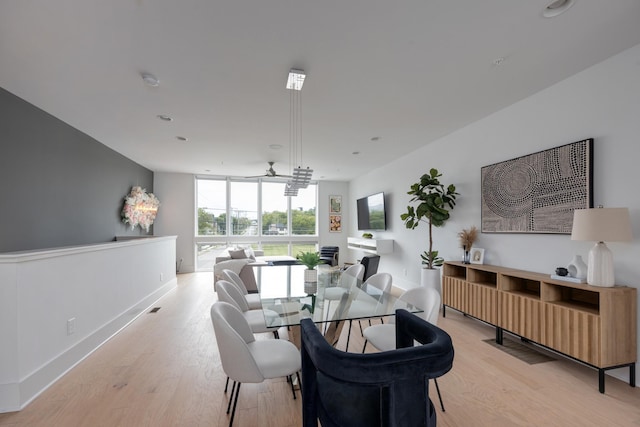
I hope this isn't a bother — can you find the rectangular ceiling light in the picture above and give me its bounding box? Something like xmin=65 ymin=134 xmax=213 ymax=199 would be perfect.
xmin=284 ymin=182 xmax=299 ymax=196
xmin=290 ymin=167 xmax=313 ymax=188
xmin=286 ymin=69 xmax=306 ymax=91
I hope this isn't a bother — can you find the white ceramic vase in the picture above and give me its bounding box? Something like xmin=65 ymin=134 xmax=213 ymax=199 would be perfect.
xmin=567 ymin=254 xmax=588 ymax=280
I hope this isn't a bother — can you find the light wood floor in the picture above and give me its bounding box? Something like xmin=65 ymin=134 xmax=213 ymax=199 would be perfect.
xmin=1 ymin=272 xmax=639 ymax=427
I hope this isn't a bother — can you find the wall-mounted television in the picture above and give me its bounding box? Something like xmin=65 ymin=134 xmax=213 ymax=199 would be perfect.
xmin=357 ymin=192 xmax=387 ymax=230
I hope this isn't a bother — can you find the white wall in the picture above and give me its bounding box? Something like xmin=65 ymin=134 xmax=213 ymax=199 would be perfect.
xmin=154 ymin=173 xmax=195 ymax=272
xmin=350 ymin=42 xmax=640 ymax=382
xmin=317 ymin=181 xmax=350 ymax=260
xmin=351 ymin=41 xmax=640 ymax=289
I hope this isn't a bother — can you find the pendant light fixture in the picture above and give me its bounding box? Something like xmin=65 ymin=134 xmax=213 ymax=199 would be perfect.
xmin=284 ymin=68 xmax=313 ymax=196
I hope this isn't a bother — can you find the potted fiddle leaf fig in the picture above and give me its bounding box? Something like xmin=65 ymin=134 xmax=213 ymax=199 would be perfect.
xmin=400 ymin=168 xmax=459 ymax=273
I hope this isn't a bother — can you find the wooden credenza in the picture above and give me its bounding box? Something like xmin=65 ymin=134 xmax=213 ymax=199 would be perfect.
xmin=442 ymin=261 xmax=637 ymax=393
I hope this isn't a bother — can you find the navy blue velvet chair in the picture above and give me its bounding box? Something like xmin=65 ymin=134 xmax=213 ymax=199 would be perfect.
xmin=300 ymin=309 xmax=454 ymax=427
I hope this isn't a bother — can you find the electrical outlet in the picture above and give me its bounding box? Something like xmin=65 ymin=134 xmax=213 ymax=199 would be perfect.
xmin=160 ymin=272 xmax=164 ymax=282
xmin=67 ymin=318 xmax=76 ymax=335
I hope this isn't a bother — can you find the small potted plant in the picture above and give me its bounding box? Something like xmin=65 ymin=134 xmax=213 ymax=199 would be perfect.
xmin=297 ymin=251 xmax=321 ymax=294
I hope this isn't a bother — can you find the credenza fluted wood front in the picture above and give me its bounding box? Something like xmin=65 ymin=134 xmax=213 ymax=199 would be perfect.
xmin=442 ymin=261 xmax=637 ymax=393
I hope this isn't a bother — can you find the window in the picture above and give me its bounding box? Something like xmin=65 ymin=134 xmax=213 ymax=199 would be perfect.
xmin=291 ymin=185 xmax=316 ymax=235
xmin=230 ymin=181 xmax=258 ymax=236
xmin=262 ymin=182 xmax=288 ymax=235
xmin=196 ymin=242 xmax=228 ymax=271
xmin=291 ymin=242 xmax=317 ymax=257
xmin=194 ymin=177 xmax=318 ymax=270
xmin=197 ymin=179 xmax=226 ymax=236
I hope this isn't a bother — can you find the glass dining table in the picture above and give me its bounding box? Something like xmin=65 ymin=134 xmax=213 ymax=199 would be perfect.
xmin=253 ymin=263 xmax=418 ymax=348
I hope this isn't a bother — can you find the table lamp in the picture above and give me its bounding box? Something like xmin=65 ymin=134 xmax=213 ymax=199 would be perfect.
xmin=571 ymin=207 xmax=632 ymax=287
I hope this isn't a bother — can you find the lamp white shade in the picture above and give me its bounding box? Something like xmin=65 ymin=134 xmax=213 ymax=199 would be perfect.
xmin=571 ymin=207 xmax=632 ymax=287
xmin=571 ymin=208 xmax=632 ymax=243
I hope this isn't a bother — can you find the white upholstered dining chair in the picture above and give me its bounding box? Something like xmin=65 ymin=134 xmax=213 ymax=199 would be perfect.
xmin=322 ymin=264 xmax=365 ymax=329
xmin=343 ymin=272 xmax=392 ymax=351
xmin=361 ymin=286 xmax=446 ymax=411
xmin=211 ymin=301 xmax=301 ymax=427
xmin=215 ymin=280 xmax=281 ymax=337
xmin=222 ymin=269 xmax=262 ymax=309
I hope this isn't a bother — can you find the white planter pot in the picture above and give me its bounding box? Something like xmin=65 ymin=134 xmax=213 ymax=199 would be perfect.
xmin=304 ymin=268 xmax=318 ymax=283
xmin=304 ymin=282 xmax=318 ymax=295
xmin=304 ymin=268 xmax=318 ymax=294
xmin=421 ymin=267 xmax=441 ymax=295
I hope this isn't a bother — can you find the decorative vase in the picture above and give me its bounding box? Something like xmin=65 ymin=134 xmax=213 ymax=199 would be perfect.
xmin=567 ymin=254 xmax=588 ymax=280
xmin=304 ymin=268 xmax=318 ymax=294
xmin=420 ymin=267 xmax=442 ymax=296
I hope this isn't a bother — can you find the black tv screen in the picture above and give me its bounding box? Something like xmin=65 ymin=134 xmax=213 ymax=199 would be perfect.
xmin=357 ymin=192 xmax=386 ymax=230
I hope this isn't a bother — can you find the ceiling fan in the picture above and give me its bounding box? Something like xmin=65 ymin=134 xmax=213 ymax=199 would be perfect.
xmin=245 ymin=161 xmax=292 ymax=178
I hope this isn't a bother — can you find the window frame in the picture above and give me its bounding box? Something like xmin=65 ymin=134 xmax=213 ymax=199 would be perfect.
xmin=194 ymin=176 xmax=318 ymax=270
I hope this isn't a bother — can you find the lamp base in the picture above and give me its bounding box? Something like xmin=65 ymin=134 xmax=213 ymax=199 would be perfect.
xmin=587 ymin=242 xmax=615 ymax=287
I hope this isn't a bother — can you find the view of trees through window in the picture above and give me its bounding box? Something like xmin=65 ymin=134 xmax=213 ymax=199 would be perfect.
xmin=197 ymin=179 xmax=227 ymax=236
xmin=197 ymin=179 xmax=316 ymax=237
xmin=195 ymin=178 xmax=317 ymax=270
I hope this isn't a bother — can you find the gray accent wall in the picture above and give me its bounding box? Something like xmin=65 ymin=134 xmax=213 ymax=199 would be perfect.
xmin=0 ymin=87 xmax=153 ymax=253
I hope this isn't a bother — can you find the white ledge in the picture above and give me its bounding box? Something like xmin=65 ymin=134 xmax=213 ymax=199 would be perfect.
xmin=0 ymin=236 xmax=177 ymax=263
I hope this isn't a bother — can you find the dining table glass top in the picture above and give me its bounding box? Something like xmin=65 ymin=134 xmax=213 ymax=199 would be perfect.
xmin=254 ymin=263 xmax=419 ymax=328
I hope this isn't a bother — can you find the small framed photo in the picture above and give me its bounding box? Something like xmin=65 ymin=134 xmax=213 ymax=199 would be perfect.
xmin=330 ymin=195 xmax=342 ymax=214
xmin=329 ymin=214 xmax=342 ymax=232
xmin=470 ymin=248 xmax=485 ymax=264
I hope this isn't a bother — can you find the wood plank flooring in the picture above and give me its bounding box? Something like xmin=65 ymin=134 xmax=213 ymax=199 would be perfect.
xmin=1 ymin=272 xmax=639 ymax=426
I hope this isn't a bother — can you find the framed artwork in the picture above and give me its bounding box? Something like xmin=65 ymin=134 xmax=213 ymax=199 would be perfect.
xmin=470 ymin=248 xmax=485 ymax=264
xmin=481 ymin=139 xmax=593 ymax=234
xmin=330 ymin=195 xmax=342 ymax=214
xmin=329 ymin=214 xmax=342 ymax=232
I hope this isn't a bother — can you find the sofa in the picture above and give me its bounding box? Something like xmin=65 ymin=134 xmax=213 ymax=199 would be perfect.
xmin=213 ymin=247 xmax=297 ymax=293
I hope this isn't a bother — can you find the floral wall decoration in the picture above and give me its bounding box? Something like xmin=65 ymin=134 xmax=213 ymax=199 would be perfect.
xmin=121 ymin=186 xmax=160 ymax=232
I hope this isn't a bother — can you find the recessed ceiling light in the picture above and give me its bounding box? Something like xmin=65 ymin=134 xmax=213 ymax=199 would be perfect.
xmin=370 ymin=136 xmax=381 ymax=142
xmin=141 ymin=72 xmax=159 ymax=87
xmin=157 ymin=114 xmax=172 ymax=122
xmin=492 ymin=57 xmax=506 ymax=67
xmin=542 ymin=0 xmax=575 ymax=18
xmin=176 ymin=136 xmax=188 ymax=142
xmin=352 ymin=151 xmax=360 ymax=155
xmin=269 ymin=144 xmax=283 ymax=150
